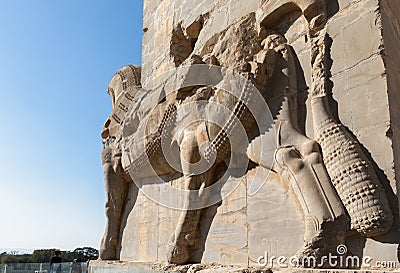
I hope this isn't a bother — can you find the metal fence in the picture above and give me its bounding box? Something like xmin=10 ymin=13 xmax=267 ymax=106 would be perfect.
xmin=1 ymin=263 xmax=87 ymax=273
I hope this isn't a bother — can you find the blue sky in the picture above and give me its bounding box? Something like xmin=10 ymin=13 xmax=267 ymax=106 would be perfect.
xmin=0 ymin=0 xmax=143 ymax=250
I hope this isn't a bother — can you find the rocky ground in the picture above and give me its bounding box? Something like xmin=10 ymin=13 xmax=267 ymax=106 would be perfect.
xmin=90 ymin=261 xmax=398 ymax=273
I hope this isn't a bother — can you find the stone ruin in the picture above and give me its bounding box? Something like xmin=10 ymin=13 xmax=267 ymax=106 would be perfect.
xmin=94 ymin=0 xmax=400 ymax=271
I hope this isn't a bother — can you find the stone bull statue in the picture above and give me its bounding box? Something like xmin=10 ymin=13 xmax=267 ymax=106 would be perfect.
xmin=99 ymin=0 xmax=393 ymax=266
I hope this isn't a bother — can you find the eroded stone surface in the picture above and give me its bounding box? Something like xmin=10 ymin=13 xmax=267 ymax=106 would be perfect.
xmin=98 ymin=0 xmax=400 ymax=270
xmin=90 ymin=260 xmax=400 ymax=273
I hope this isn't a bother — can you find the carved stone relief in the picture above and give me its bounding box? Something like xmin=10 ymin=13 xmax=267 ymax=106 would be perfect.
xmin=99 ymin=0 xmax=398 ymax=269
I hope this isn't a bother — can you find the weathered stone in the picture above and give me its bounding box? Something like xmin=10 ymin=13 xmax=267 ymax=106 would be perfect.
xmin=97 ymin=0 xmax=400 ymax=271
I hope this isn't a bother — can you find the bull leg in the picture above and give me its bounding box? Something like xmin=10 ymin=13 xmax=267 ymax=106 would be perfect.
xmin=275 ymin=140 xmax=349 ymax=263
xmin=167 ymin=127 xmax=214 ymax=264
xmin=272 ymin=48 xmax=350 ymax=261
xmin=99 ymin=148 xmax=129 ymax=260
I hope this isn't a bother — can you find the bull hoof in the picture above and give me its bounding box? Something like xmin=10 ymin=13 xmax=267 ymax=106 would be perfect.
xmin=296 ymin=240 xmax=325 ymax=268
xmin=296 ymin=233 xmax=345 ymax=268
xmin=99 ymin=247 xmax=117 ymax=260
xmin=99 ymin=237 xmax=118 ymax=260
xmin=166 ymin=243 xmax=190 ymax=265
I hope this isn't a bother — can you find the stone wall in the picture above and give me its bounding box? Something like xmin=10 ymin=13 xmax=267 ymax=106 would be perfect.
xmin=108 ymin=0 xmax=400 ymax=269
xmin=142 ymin=0 xmax=399 ymax=192
xmin=380 ymin=0 xmax=400 ymax=214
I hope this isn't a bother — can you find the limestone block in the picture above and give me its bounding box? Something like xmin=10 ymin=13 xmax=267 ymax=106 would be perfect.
xmin=247 ymin=168 xmax=304 ymax=266
xmin=120 ymin=183 xmax=160 ymax=262
xmin=200 ymin=173 xmax=248 ymax=265
xmin=330 ymin=0 xmax=382 ymax=76
xmin=99 ymin=0 xmax=400 ymax=269
xmin=157 ymin=175 xmax=186 ymax=262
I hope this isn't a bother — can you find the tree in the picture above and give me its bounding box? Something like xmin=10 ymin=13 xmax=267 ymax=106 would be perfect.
xmin=71 ymin=247 xmax=99 ymax=261
xmin=30 ymin=249 xmax=54 ymax=263
xmin=0 ymin=247 xmax=99 ymax=264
